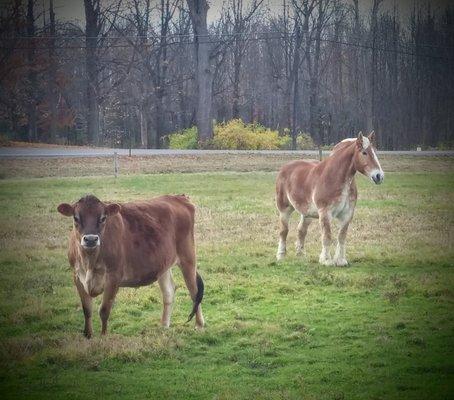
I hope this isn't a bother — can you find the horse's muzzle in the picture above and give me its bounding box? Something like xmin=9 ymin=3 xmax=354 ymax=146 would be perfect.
xmin=372 ymin=172 xmax=384 ymax=184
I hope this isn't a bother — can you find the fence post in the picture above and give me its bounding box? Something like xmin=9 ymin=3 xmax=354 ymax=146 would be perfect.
xmin=113 ymin=152 xmax=118 ymax=178
xmin=318 ymin=146 xmax=323 ymax=161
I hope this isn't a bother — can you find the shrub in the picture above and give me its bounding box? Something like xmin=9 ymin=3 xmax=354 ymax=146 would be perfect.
xmin=0 ymin=134 xmax=11 ymax=147
xmin=168 ymin=127 xmax=198 ymax=149
xmin=166 ymin=120 xmax=315 ymax=150
xmin=297 ymin=133 xmax=315 ymax=150
xmin=213 ymin=119 xmax=282 ymax=150
xmin=278 ymin=132 xmax=315 ymax=150
xmin=437 ymin=140 xmax=454 ymax=150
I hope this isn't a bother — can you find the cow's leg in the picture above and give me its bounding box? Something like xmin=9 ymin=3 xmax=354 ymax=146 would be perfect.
xmin=99 ymin=281 xmax=118 ymax=335
xmin=74 ymin=276 xmax=93 ymax=338
xmin=276 ymin=206 xmax=293 ymax=261
xmin=158 ymin=269 xmax=175 ymax=328
xmin=318 ymin=210 xmax=333 ymax=266
xmin=296 ymin=215 xmax=312 ymax=256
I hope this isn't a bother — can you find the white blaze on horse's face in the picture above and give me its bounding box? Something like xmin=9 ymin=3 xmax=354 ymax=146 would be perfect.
xmin=356 ymin=133 xmax=384 ymax=185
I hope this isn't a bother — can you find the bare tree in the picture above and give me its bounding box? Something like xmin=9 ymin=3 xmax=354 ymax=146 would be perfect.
xmin=84 ymin=0 xmax=102 ymax=144
xmin=47 ymin=0 xmax=58 ymax=142
xmin=26 ymin=0 xmax=37 ymax=142
xmin=186 ymin=0 xmax=213 ymax=143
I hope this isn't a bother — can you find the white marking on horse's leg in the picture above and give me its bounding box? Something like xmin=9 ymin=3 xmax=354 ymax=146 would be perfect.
xmin=158 ymin=269 xmax=175 ymax=328
xmin=277 ymin=207 xmax=293 ymax=261
xmin=318 ymin=211 xmax=333 ymax=266
xmin=296 ymin=215 xmax=312 ymax=256
xmin=333 ymin=222 xmax=349 ymax=267
xmin=333 ymin=216 xmax=352 ymax=267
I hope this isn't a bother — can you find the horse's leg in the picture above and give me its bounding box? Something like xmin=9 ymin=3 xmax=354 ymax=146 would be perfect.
xmin=296 ymin=215 xmax=312 ymax=256
xmin=334 ymin=210 xmax=354 ymax=267
xmin=333 ymin=221 xmax=350 ymax=267
xmin=318 ymin=210 xmax=333 ymax=266
xmin=277 ymin=207 xmax=293 ymax=261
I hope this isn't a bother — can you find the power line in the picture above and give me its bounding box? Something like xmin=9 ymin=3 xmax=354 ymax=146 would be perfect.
xmin=1 ymin=32 xmax=453 ymax=61
xmin=3 ymin=31 xmax=454 ymax=50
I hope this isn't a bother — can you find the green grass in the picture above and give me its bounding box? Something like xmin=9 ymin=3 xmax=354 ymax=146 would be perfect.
xmin=0 ymin=170 xmax=453 ymax=399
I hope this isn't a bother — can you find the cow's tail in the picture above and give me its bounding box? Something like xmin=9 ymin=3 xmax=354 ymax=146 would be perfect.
xmin=187 ymin=272 xmax=204 ymax=323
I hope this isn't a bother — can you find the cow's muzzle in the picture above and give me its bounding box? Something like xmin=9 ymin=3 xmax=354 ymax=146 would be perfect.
xmin=81 ymin=234 xmax=100 ymax=249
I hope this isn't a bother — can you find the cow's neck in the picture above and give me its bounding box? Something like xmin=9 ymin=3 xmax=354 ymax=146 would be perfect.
xmin=323 ymin=143 xmax=356 ymax=187
xmin=79 ymin=246 xmax=102 ymax=269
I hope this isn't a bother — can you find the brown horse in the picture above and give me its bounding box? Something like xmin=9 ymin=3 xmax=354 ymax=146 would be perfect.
xmin=275 ymin=132 xmax=384 ymax=266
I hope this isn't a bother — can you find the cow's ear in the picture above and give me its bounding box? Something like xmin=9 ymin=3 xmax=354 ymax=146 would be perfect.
xmin=57 ymin=203 xmax=74 ymax=217
xmin=356 ymin=132 xmax=364 ymax=149
xmin=105 ymin=203 xmax=120 ymax=216
xmin=368 ymin=130 xmax=376 ymax=145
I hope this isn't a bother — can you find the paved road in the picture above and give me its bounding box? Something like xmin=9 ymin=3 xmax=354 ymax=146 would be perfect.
xmin=0 ymin=147 xmax=453 ymax=158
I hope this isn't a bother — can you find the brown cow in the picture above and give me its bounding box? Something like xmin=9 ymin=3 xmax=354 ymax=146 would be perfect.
xmin=275 ymin=132 xmax=384 ymax=266
xmin=57 ymin=194 xmax=204 ymax=338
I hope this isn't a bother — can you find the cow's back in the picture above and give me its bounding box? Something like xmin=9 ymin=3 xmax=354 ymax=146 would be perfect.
xmin=104 ymin=195 xmax=195 ymax=286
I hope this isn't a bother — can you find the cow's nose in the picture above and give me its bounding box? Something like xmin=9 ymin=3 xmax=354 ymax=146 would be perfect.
xmin=82 ymin=234 xmax=99 ymax=248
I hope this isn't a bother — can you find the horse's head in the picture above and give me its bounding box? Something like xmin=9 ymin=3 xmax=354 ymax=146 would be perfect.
xmin=353 ymin=131 xmax=384 ymax=184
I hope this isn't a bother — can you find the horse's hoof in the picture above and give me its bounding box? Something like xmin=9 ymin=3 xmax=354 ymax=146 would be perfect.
xmin=276 ymin=252 xmax=286 ymax=261
xmin=319 ymin=256 xmax=333 ymax=266
xmin=334 ymin=258 xmax=348 ymax=267
xmin=295 ymin=245 xmax=305 ymax=257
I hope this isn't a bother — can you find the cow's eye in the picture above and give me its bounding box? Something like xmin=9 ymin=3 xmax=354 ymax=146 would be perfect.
xmin=99 ymin=216 xmax=106 ymax=223
xmin=362 ymin=151 xmax=367 ymax=156
xmin=74 ymin=215 xmax=80 ymax=224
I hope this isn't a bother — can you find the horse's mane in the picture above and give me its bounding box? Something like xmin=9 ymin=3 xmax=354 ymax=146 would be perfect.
xmin=330 ymin=138 xmax=356 ymax=155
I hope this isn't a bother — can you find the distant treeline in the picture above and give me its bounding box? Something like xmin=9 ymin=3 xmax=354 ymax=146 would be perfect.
xmin=0 ymin=0 xmax=453 ymax=150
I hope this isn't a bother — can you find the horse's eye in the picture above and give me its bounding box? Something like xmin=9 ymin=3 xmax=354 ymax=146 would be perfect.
xmin=362 ymin=151 xmax=367 ymax=156
xmin=99 ymin=215 xmax=106 ymax=223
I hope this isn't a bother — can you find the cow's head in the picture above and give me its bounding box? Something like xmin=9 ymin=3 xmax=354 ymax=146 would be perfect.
xmin=353 ymin=131 xmax=384 ymax=184
xmin=57 ymin=195 xmax=120 ymax=251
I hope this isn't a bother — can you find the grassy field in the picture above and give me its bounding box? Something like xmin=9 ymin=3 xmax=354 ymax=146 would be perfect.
xmin=0 ymin=155 xmax=453 ymax=399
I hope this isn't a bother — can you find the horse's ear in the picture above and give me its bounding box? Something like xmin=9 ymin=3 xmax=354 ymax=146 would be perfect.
xmin=368 ymin=131 xmax=376 ymax=145
xmin=356 ymin=132 xmax=364 ymax=149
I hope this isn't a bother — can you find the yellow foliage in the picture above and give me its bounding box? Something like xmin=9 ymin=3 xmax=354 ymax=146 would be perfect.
xmin=167 ymin=119 xmax=314 ymax=150
xmin=212 ymin=119 xmax=283 ymax=150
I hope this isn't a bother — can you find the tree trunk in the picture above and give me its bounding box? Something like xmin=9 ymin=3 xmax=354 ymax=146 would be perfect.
xmin=308 ymin=4 xmax=322 ymax=146
xmin=291 ymin=19 xmax=302 ymax=150
xmin=367 ymin=0 xmax=382 ymax=134
xmin=186 ymin=0 xmax=213 ymax=144
xmin=84 ymin=0 xmax=100 ymax=145
xmin=26 ymin=0 xmax=37 ymax=142
xmin=48 ymin=0 xmax=58 ymax=143
xmin=232 ymin=41 xmax=241 ymax=119
xmin=140 ymin=102 xmax=148 ymax=148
